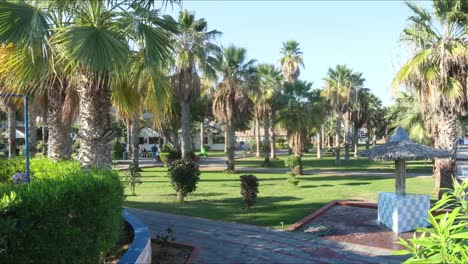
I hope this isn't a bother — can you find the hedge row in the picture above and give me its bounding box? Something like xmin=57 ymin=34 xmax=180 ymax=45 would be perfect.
xmin=0 ymin=159 xmax=124 ymax=263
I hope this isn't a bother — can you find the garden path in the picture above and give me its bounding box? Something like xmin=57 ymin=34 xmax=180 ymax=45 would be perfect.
xmin=127 ymin=207 xmax=405 ymax=264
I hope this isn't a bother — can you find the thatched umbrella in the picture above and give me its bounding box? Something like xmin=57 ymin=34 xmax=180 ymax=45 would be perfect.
xmin=359 ymin=127 xmax=449 ymax=195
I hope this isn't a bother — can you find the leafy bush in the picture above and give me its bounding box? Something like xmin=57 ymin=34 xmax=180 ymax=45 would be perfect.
xmin=160 ymin=152 xmax=170 ymax=166
xmin=167 ymin=160 xmax=200 ymax=202
xmin=0 ymin=166 xmax=124 ymax=263
xmin=0 ymin=158 xmax=25 ymax=183
xmin=284 ymin=155 xmax=302 ymax=175
xmin=123 ymin=161 xmax=142 ymax=195
xmin=275 ymin=138 xmax=288 ymax=149
xmin=112 ymin=140 xmax=125 ymax=159
xmin=288 ymin=175 xmax=300 ymax=187
xmin=247 ymin=139 xmax=263 ymax=153
xmin=394 ymin=180 xmax=468 ymax=263
xmin=240 ymin=174 xmax=259 ymax=209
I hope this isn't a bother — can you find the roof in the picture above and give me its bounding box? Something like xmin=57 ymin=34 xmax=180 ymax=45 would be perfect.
xmin=359 ymin=127 xmax=449 ymax=161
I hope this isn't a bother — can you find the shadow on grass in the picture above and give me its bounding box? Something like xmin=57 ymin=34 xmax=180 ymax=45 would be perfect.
xmin=300 ymin=184 xmax=334 ymax=189
xmin=340 ymin=182 xmax=371 ymax=186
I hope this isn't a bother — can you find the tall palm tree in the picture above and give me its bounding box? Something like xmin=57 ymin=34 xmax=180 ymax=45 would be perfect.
xmin=212 ymin=45 xmax=255 ymax=171
xmin=172 ymin=10 xmax=220 ymax=161
xmin=393 ymin=1 xmax=468 ymax=197
xmin=364 ymin=93 xmax=384 ymax=149
xmin=0 ymin=1 xmax=176 ymax=168
xmin=280 ymin=40 xmax=304 ymax=83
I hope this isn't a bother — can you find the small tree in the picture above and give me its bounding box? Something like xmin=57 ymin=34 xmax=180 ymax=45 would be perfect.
xmin=240 ymin=174 xmax=259 ymax=209
xmin=159 ymin=152 xmax=170 ymax=167
xmin=167 ymin=160 xmax=201 ymax=202
xmin=284 ymin=155 xmax=302 ymax=175
xmin=124 ymin=161 xmax=142 ymax=195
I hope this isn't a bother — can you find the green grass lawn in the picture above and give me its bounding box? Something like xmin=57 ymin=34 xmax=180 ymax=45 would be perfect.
xmin=237 ymin=153 xmax=433 ymax=173
xmin=197 ymin=150 xmax=227 ymax=157
xmin=123 ymin=167 xmax=435 ymax=229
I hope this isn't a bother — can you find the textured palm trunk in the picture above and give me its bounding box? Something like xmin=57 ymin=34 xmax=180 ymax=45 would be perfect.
xmin=224 ymin=130 xmax=228 ymax=153
xmin=7 ymin=105 xmax=16 ymax=158
xmin=372 ymin=128 xmax=377 ymax=146
xmin=180 ymin=100 xmax=192 ymax=162
xmin=335 ymin=115 xmax=341 ymax=165
xmin=77 ymin=78 xmax=114 ymax=168
xmin=320 ymin=124 xmax=324 ymax=150
xmin=316 ymin=131 xmax=321 ymax=159
xmin=366 ymin=129 xmax=370 ymax=150
xmin=200 ymin=121 xmax=204 ymax=151
xmin=255 ymin=117 xmax=261 ymax=157
xmin=226 ymin=123 xmax=235 ymax=171
xmin=353 ymin=126 xmax=359 ymax=158
xmin=47 ymin=85 xmax=73 ymax=161
xmin=433 ymin=111 xmax=457 ymax=199
xmin=131 ymin=113 xmax=140 ymax=168
xmin=263 ymin=111 xmax=270 ymax=165
xmin=126 ymin=118 xmax=132 ymax=153
xmin=344 ymin=119 xmax=350 ymax=161
xmin=28 ymin=101 xmax=39 ymax=157
xmin=270 ymin=111 xmax=276 ymax=159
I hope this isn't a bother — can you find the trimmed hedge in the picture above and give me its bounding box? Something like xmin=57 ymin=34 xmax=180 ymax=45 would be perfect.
xmin=0 ymin=159 xmax=124 ymax=263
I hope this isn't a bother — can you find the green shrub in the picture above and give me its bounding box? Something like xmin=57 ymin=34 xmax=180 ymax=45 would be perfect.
xmin=275 ymin=138 xmax=288 ymax=149
xmin=247 ymin=139 xmax=263 ymax=153
xmin=284 ymin=155 xmax=302 ymax=175
xmin=394 ymin=180 xmax=468 ymax=263
xmin=0 ymin=158 xmax=25 ymax=183
xmin=240 ymin=174 xmax=259 ymax=209
xmin=288 ymin=175 xmax=300 ymax=187
xmin=160 ymin=152 xmax=170 ymax=166
xmin=0 ymin=166 xmax=124 ymax=263
xmin=112 ymin=140 xmax=125 ymax=159
xmin=167 ymin=160 xmax=200 ymax=202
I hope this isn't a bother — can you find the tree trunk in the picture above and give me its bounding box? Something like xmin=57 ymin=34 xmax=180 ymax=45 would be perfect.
xmin=263 ymin=111 xmax=270 ymax=165
xmin=7 ymin=105 xmax=16 ymax=158
xmin=47 ymin=84 xmax=73 ymax=160
xmin=28 ymin=100 xmax=39 ymax=157
xmin=316 ymin=131 xmax=321 ymax=159
xmin=270 ymin=111 xmax=276 ymax=159
xmin=77 ymin=78 xmax=114 ymax=168
xmin=200 ymin=120 xmax=204 ymax=151
xmin=177 ymin=190 xmax=185 ymax=203
xmin=255 ymin=116 xmax=261 ymax=157
xmin=126 ymin=118 xmax=132 ymax=153
xmin=226 ymin=123 xmax=236 ymax=171
xmin=335 ymin=115 xmax=341 ymax=165
xmin=353 ymin=126 xmax=359 ymax=158
xmin=433 ymin=111 xmax=457 ymax=199
xmin=224 ymin=129 xmax=228 ymax=153
xmin=372 ymin=128 xmax=377 ymax=146
xmin=366 ymin=129 xmax=370 ymax=150
xmin=344 ymin=119 xmax=350 ymax=161
xmin=320 ymin=124 xmax=324 ymax=151
xmin=131 ymin=113 xmax=140 ymax=168
xmin=180 ymin=100 xmax=192 ymax=162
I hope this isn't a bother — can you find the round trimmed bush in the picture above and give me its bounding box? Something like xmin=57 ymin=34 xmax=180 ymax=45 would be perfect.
xmin=167 ymin=160 xmax=200 ymax=202
xmin=284 ymin=155 xmax=302 ymax=175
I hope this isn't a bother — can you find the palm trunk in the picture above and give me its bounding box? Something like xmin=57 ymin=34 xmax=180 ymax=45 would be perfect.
xmin=28 ymin=101 xmax=39 ymax=157
xmin=263 ymin=111 xmax=270 ymax=165
xmin=226 ymin=123 xmax=235 ymax=171
xmin=200 ymin=121 xmax=204 ymax=151
xmin=126 ymin=118 xmax=132 ymax=153
xmin=320 ymin=124 xmax=324 ymax=151
xmin=316 ymin=131 xmax=322 ymax=159
xmin=180 ymin=100 xmax=192 ymax=162
xmin=344 ymin=119 xmax=350 ymax=161
xmin=132 ymin=113 xmax=140 ymax=168
xmin=433 ymin=111 xmax=457 ymax=199
xmin=270 ymin=111 xmax=276 ymax=159
xmin=47 ymin=83 xmax=73 ymax=160
xmin=77 ymin=77 xmax=114 ymax=168
xmin=41 ymin=105 xmax=48 ymax=156
xmin=224 ymin=129 xmax=228 ymax=153
xmin=255 ymin=116 xmax=261 ymax=157
xmin=372 ymin=128 xmax=377 ymax=146
xmin=366 ymin=129 xmax=370 ymax=150
xmin=353 ymin=126 xmax=359 ymax=158
xmin=335 ymin=115 xmax=341 ymax=165
xmin=7 ymin=105 xmax=16 ymax=158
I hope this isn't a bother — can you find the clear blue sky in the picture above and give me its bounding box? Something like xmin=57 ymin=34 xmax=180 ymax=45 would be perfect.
xmin=166 ymin=1 xmax=431 ymax=106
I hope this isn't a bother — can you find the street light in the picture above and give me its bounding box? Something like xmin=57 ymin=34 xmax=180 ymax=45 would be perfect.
xmin=0 ymin=93 xmax=30 ymax=183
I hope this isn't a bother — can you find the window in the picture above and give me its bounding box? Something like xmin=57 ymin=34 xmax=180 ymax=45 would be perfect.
xmin=203 ymin=137 xmax=208 ymax=144
xmin=139 ymin=137 xmax=145 ymax=144
xmin=149 ymin=137 xmax=159 ymax=144
xmin=213 ymin=136 xmax=224 ymax=144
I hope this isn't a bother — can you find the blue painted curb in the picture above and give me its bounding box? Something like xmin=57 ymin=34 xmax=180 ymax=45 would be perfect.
xmin=119 ymin=210 xmax=151 ymax=264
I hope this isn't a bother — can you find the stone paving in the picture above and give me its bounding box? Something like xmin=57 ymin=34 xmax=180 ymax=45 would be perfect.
xmin=127 ymin=207 xmax=406 ymax=264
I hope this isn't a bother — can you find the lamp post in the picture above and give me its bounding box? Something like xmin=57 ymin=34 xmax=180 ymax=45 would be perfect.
xmin=0 ymin=93 xmax=30 ymax=183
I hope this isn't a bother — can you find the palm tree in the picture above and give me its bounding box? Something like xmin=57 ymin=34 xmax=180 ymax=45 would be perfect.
xmin=364 ymin=93 xmax=384 ymax=149
xmin=212 ymin=45 xmax=255 ymax=171
xmin=393 ymin=1 xmax=468 ymax=197
xmin=172 ymin=10 xmax=220 ymax=161
xmin=280 ymin=40 xmax=304 ymax=83
xmin=321 ymin=65 xmax=355 ymax=164
xmin=0 ymin=1 xmax=176 ymax=168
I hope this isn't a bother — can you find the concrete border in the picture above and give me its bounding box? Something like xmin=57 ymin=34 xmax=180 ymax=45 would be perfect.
xmin=119 ymin=210 xmax=152 ymax=264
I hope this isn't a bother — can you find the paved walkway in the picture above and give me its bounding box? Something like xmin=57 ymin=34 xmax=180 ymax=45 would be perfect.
xmin=127 ymin=207 xmax=405 ymax=264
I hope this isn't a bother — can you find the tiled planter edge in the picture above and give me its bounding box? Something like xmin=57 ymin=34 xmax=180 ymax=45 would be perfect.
xmin=119 ymin=210 xmax=151 ymax=264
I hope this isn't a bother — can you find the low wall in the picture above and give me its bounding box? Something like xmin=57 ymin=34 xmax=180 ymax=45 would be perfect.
xmin=119 ymin=210 xmax=151 ymax=264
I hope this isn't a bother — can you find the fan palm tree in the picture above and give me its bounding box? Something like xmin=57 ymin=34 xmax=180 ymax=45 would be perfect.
xmin=393 ymin=1 xmax=468 ymax=197
xmin=0 ymin=1 xmax=176 ymax=168
xmin=212 ymin=45 xmax=255 ymax=171
xmin=364 ymin=93 xmax=384 ymax=149
xmin=321 ymin=65 xmax=361 ymax=164
xmin=280 ymin=40 xmax=304 ymax=83
xmin=172 ymin=10 xmax=220 ymax=161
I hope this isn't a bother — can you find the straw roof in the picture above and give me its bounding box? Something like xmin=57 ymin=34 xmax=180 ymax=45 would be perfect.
xmin=359 ymin=127 xmax=449 ymax=161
